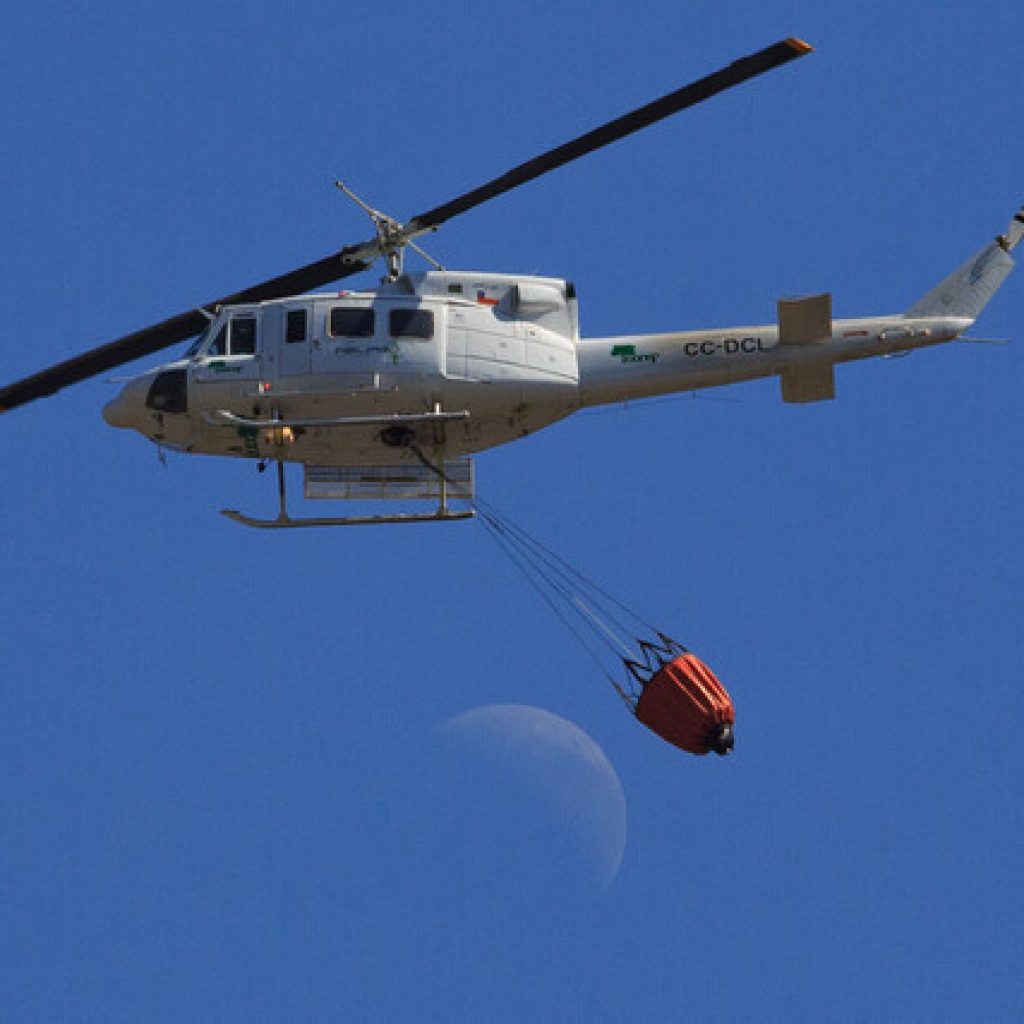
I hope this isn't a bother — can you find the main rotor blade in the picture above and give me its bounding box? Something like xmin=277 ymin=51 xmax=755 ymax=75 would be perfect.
xmin=406 ymin=37 xmax=812 ymax=234
xmin=0 ymin=252 xmax=370 ymax=413
xmin=1 ymin=37 xmax=812 ymax=414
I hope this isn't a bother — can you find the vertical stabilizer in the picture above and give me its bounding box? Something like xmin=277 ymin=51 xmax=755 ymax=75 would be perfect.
xmin=905 ymin=204 xmax=1023 ymax=320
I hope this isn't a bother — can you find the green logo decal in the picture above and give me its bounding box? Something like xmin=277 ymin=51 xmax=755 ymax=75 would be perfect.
xmin=611 ymin=344 xmax=660 ymax=364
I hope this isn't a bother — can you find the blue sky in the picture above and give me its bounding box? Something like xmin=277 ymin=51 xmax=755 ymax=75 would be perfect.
xmin=2 ymin=2 xmax=1022 ymax=1021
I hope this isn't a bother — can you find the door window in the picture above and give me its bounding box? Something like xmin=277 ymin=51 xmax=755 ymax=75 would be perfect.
xmin=286 ymin=309 xmax=307 ymax=343
xmin=330 ymin=307 xmax=375 ymax=338
xmin=390 ymin=308 xmax=433 ymax=339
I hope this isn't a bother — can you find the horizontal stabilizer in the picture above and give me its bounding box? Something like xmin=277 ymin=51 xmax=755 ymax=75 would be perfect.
xmin=780 ymin=364 xmax=835 ymax=403
xmin=778 ymin=293 xmax=832 ymax=344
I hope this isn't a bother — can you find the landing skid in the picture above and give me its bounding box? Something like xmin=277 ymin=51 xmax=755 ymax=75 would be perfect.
xmin=220 ymin=460 xmax=473 ymax=529
xmin=220 ymin=508 xmax=474 ymax=529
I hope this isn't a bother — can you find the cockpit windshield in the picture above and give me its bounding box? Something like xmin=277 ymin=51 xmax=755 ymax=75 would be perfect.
xmin=183 ymin=316 xmax=250 ymax=358
xmin=184 ymin=327 xmax=210 ymax=358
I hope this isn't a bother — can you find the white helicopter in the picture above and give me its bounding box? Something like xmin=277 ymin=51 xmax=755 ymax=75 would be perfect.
xmin=2 ymin=37 xmax=1019 ymax=528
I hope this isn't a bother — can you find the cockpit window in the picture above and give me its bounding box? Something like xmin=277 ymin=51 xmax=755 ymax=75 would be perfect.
xmin=230 ymin=317 xmax=257 ymax=355
xmin=196 ymin=317 xmax=256 ymax=358
xmin=146 ymin=368 xmax=187 ymax=414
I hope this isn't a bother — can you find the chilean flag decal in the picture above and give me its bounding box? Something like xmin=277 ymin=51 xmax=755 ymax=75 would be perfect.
xmin=476 ymin=289 xmax=499 ymax=307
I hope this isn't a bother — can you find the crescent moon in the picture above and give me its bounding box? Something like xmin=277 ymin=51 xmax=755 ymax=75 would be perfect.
xmin=439 ymin=704 xmax=628 ymax=888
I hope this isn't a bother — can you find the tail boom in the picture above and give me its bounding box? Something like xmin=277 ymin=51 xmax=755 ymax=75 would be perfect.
xmin=577 ymin=313 xmax=967 ymax=408
xmin=578 ymin=202 xmax=1020 ymax=408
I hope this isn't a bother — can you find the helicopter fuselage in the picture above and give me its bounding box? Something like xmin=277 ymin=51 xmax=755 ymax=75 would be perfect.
xmin=102 ymin=267 xmax=970 ymax=470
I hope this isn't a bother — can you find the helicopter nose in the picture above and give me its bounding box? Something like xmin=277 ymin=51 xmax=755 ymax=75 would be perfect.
xmin=102 ymin=377 xmax=148 ymax=430
xmin=102 ymin=394 xmax=132 ymax=429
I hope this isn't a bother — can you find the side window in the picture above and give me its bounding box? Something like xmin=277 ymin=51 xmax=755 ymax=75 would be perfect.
xmin=230 ymin=316 xmax=257 ymax=356
xmin=286 ymin=309 xmax=307 ymax=343
xmin=390 ymin=308 xmax=433 ymax=340
xmin=208 ymin=324 xmax=227 ymax=356
xmin=330 ymin=307 xmax=375 ymax=338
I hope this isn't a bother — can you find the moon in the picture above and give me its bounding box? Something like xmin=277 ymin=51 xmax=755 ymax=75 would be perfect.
xmin=436 ymin=704 xmax=628 ymax=890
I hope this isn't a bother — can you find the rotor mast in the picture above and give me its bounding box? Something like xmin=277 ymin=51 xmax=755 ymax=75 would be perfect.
xmin=335 ymin=181 xmax=444 ymax=282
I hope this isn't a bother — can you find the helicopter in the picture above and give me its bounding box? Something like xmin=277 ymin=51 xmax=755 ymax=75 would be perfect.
xmin=1 ymin=37 xmax=1019 ymax=529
